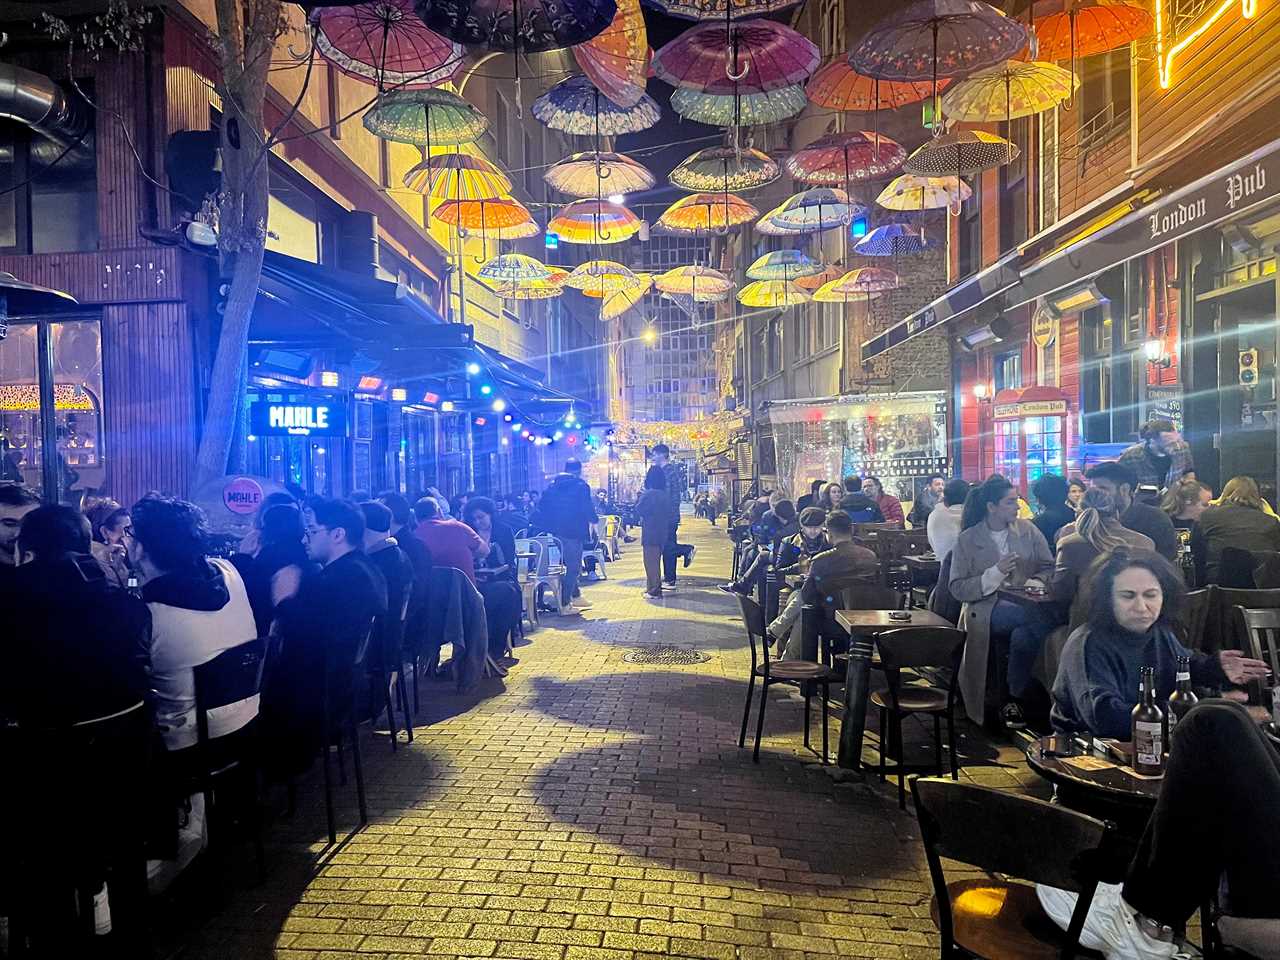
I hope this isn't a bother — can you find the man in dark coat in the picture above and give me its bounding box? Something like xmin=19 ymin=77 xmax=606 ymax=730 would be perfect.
xmin=361 ymin=502 xmax=415 ymax=710
xmin=379 ymin=492 xmax=432 ymax=658
xmin=532 ymin=458 xmax=598 ymax=612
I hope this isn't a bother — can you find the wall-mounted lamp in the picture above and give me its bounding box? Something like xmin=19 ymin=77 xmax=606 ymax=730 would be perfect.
xmin=972 ymin=382 xmax=989 ymax=400
xmin=1143 ymin=339 xmax=1172 ymax=369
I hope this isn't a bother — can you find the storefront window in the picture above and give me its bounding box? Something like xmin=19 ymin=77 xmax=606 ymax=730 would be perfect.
xmin=994 ymin=350 xmax=1022 ymax=391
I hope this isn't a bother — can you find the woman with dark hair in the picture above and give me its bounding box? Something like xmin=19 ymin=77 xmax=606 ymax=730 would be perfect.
xmin=463 ymin=496 xmax=522 ymax=656
xmin=1066 ymin=477 xmax=1087 ymax=514
xmin=1051 ymin=550 xmax=1267 ymax=738
xmin=85 ymin=496 xmax=132 ymax=589
xmin=239 ymin=503 xmax=315 ymax=635
xmin=796 ymin=479 xmax=825 ymax=514
xmin=635 ymin=466 xmax=672 ymax=599
xmin=950 ymin=475 xmax=1055 ymax=728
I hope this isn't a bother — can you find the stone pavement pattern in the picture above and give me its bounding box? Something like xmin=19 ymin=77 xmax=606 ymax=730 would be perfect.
xmin=168 ymin=514 xmax=1040 ymax=960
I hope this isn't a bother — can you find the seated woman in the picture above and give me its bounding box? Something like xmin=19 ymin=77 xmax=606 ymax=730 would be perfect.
xmin=463 ymin=497 xmax=521 ymax=657
xmin=1052 ymin=488 xmax=1154 ymax=631
xmin=1197 ymin=476 xmax=1280 ymax=584
xmin=1051 ymin=549 xmax=1266 ymax=739
xmin=232 ymin=502 xmax=315 ymax=637
xmin=1161 ymin=476 xmax=1212 ymax=532
xmin=85 ymin=496 xmax=132 ymax=589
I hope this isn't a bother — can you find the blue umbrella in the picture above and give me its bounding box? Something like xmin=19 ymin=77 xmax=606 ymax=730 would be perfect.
xmin=854 ymin=223 xmax=932 ymax=256
xmin=533 ymin=75 xmax=661 ymax=136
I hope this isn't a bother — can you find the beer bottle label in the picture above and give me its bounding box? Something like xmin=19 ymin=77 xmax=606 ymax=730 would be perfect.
xmin=1175 ymin=671 xmax=1190 ymax=682
xmin=1135 ymin=720 xmax=1162 ymax=767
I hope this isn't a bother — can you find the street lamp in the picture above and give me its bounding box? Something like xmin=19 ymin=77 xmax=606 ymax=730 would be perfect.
xmin=641 ymin=326 xmax=657 ymax=345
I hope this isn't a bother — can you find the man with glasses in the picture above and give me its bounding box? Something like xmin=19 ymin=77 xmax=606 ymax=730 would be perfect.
xmin=0 ymin=482 xmax=40 ymax=585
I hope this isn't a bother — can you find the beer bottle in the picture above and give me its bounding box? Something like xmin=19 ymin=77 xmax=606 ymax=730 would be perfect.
xmin=1131 ymin=665 xmax=1165 ymax=776
xmin=1166 ymin=656 xmax=1198 ymax=742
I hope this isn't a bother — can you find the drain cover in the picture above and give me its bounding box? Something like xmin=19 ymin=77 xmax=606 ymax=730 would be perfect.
xmin=623 ymin=645 xmax=712 ymax=665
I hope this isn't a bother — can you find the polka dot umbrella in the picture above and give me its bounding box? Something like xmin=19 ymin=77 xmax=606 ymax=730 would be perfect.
xmin=654 ymin=20 xmax=820 ymax=95
xmin=903 ymin=129 xmax=1019 ymax=178
xmin=573 ymin=0 xmax=649 ymax=107
xmin=544 ymin=151 xmax=656 ymax=198
xmin=655 ymin=192 xmax=758 ymax=236
xmin=402 ymin=152 xmax=512 ymax=199
xmin=669 ymin=146 xmax=780 ymax=192
xmin=737 ymin=279 xmax=810 ymax=308
xmin=784 ymin=131 xmax=906 ymax=188
xmin=853 ymin=223 xmax=932 ymax=256
xmin=532 ymin=75 xmax=661 ymax=137
xmin=547 ymin=199 xmax=643 ymax=244
xmin=312 ymin=0 xmax=463 ymax=89
xmin=669 ymin=85 xmax=808 ymax=125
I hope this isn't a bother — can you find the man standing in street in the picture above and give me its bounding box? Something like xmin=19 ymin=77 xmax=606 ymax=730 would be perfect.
xmin=1118 ymin=419 xmax=1195 ymax=490
xmin=535 ymin=458 xmax=598 ymax=613
xmin=651 ymin=443 xmax=694 ymax=588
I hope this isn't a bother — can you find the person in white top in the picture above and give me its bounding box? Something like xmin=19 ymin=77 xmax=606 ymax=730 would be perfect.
xmin=926 ymin=478 xmax=970 ymax=559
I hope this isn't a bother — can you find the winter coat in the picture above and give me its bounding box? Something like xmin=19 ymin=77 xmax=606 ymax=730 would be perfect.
xmin=425 ymin=565 xmax=488 ymax=692
xmin=635 ymin=489 xmax=672 ymax=546
xmin=534 ymin=473 xmax=599 ymax=541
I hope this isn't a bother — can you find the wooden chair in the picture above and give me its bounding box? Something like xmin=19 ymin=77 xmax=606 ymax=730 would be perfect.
xmin=1178 ymin=586 xmax=1215 ymax=651
xmin=1213 ymin=587 xmax=1280 ymax=652
xmin=872 ymin=627 xmax=966 ymax=809
xmin=735 ymin=593 xmax=838 ymax=764
xmin=912 ymin=777 xmax=1119 ymax=960
xmin=1231 ymin=607 xmax=1280 ymax=703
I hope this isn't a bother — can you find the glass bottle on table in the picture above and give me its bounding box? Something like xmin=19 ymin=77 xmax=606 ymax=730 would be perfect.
xmin=1165 ymin=655 xmax=1198 ymax=745
xmin=1132 ymin=665 xmax=1165 ymax=776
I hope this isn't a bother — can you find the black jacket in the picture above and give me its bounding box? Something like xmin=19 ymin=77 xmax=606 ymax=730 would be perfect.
xmin=1033 ymin=504 xmax=1078 ymax=555
xmin=1121 ymin=501 xmax=1179 ymax=562
xmin=534 ymin=473 xmax=599 ymax=540
xmin=836 ymin=493 xmax=884 ymax=523
xmin=366 ymin=542 xmax=414 ymax=667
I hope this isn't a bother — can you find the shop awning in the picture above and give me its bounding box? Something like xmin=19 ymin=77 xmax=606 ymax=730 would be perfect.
xmin=860 ymin=253 xmax=1019 ymax=362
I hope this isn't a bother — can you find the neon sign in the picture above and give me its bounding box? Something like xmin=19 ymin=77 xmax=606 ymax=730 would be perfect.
xmin=1156 ymin=0 xmax=1259 ymax=88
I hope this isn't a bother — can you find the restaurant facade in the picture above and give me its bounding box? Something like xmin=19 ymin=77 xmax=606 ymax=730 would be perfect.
xmin=863 ymin=0 xmax=1280 ymax=496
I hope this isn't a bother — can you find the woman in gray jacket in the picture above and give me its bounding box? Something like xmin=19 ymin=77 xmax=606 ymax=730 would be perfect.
xmin=949 ymin=475 xmax=1054 ymax=729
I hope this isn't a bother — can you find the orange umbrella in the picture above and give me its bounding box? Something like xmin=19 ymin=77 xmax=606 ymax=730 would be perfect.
xmin=655 ymin=192 xmax=758 ymax=235
xmin=573 ymin=0 xmax=648 ymax=108
xmin=1034 ymin=2 xmax=1152 ymax=78
xmin=806 ymin=58 xmax=943 ymax=111
xmin=432 ymin=197 xmax=537 ymax=238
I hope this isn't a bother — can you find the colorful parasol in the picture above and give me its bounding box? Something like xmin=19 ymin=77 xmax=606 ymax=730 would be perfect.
xmin=753 ymin=201 xmax=793 ymax=236
xmin=813 ymin=277 xmax=873 ymax=303
xmin=794 ymin=264 xmax=845 ymax=291
xmin=669 ymin=84 xmax=807 ymax=125
xmin=547 ymin=199 xmax=642 ymax=244
xmin=876 ymin=173 xmax=971 ymax=210
xmin=402 ymin=152 xmax=512 ymax=198
xmin=532 ymin=75 xmax=661 ymax=136
xmin=654 ymin=265 xmax=733 ymax=297
xmin=767 ymin=187 xmax=863 ymax=234
xmin=655 ymin=192 xmax=758 ymax=235
xmin=669 ymin=146 xmax=779 ymax=192
xmin=312 ymin=0 xmax=463 ymax=89
xmin=737 ymin=280 xmax=809 ymax=308
xmin=785 ymin=131 xmax=906 ymax=187
xmin=1034 ymin=1 xmax=1153 ymax=67
xmin=648 ymin=0 xmax=800 ymax=21
xmin=854 ymin=223 xmax=932 ymax=256
xmin=805 ymin=58 xmax=943 ymax=111
xmin=432 ymin=197 xmax=536 ymax=237
xmin=544 ymin=151 xmax=656 ymax=198
xmin=903 ymin=129 xmax=1018 ymax=177
xmin=565 ymin=259 xmax=639 ymax=296
xmin=412 ymin=0 xmax=617 ymax=51
xmin=940 ymin=59 xmax=1076 ymax=122
xmin=849 ymin=0 xmax=1031 ymax=83
xmin=489 ymin=273 xmax=568 ymax=299
xmin=837 ymin=267 xmax=900 ymax=293
xmin=745 ymin=249 xmax=824 ymax=282
xmin=601 ymin=275 xmax=652 ymax=319
xmin=654 ymin=20 xmax=819 ymax=95
xmin=478 ymin=253 xmax=552 ymax=284
xmin=573 ymin=0 xmax=648 ymax=107
xmin=362 ymin=88 xmax=488 ymax=146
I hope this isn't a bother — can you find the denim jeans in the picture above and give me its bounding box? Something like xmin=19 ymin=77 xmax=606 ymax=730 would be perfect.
xmin=989 ymin=598 xmax=1054 ymax=699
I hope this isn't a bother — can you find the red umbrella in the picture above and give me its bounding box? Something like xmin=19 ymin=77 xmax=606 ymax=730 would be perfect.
xmin=785 ymin=131 xmax=906 ymax=187
xmin=806 ymin=59 xmax=946 ymax=112
xmin=311 ymin=0 xmax=463 ymax=89
xmin=653 ymin=20 xmax=819 ymax=95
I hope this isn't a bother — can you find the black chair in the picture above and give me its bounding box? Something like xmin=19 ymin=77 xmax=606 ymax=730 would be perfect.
xmin=736 ymin=593 xmax=837 ymax=764
xmin=871 ymin=627 xmax=966 ymax=809
xmin=190 ymin=637 xmax=268 ymax=877
xmin=365 ymin=594 xmax=413 ymax=752
xmin=1231 ymin=607 xmax=1280 ymax=707
xmin=1219 ymin=547 xmax=1258 ymax=588
xmin=912 ymin=777 xmax=1119 ymax=960
xmin=1177 ymin=587 xmax=1215 ymax=651
xmin=1214 ymin=587 xmax=1280 ymax=652
xmin=321 ymin=622 xmax=374 ymax=844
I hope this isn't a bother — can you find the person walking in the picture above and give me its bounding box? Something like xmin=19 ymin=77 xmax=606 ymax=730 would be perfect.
xmin=533 ymin=458 xmax=598 ymax=613
xmin=652 ymin=444 xmax=693 ymax=586
xmin=635 ymin=466 xmax=672 ymax=599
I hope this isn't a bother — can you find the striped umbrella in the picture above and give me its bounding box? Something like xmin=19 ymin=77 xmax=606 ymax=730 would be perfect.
xmin=655 ymin=192 xmax=758 ymax=235
xmin=745 ymin=249 xmax=825 ymax=282
xmin=670 ymin=146 xmax=779 ymax=192
xmin=573 ymin=0 xmax=649 ymax=107
xmin=547 ymin=199 xmax=642 ymax=244
xmin=544 ymin=151 xmax=656 ymax=198
xmin=737 ymin=280 xmax=810 ymax=308
xmin=669 ymin=84 xmax=807 ymax=125
xmin=402 ymin=152 xmax=512 ymax=198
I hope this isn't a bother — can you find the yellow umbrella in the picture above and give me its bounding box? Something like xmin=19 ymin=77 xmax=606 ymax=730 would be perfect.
xmin=565 ymin=260 xmax=639 ymax=297
xmin=601 ymin=275 xmax=652 ymax=319
xmin=547 ymin=200 xmax=642 ymax=244
xmin=544 ymin=151 xmax=656 ymax=199
xmin=403 ymin=152 xmax=512 ymax=199
xmin=488 ymin=270 xmax=568 ymax=299
xmin=654 ymin=265 xmax=733 ymax=297
xmin=432 ymin=197 xmax=536 ymax=237
xmin=940 ymin=60 xmax=1077 ymax=122
xmin=737 ymin=280 xmax=810 ymax=308
xmin=655 ymin=192 xmax=758 ymax=236
xmin=876 ymin=174 xmax=971 ymax=211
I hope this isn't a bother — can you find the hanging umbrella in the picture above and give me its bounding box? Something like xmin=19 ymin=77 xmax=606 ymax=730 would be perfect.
xmin=785 ymin=131 xmax=906 ymax=187
xmin=565 ymin=260 xmax=639 ymax=296
xmin=1034 ymin=1 xmax=1152 ymax=72
xmin=478 ymin=253 xmax=552 ymax=283
xmin=805 ymin=58 xmax=943 ymax=111
xmin=903 ymin=129 xmax=1018 ymax=177
xmin=669 ymin=84 xmax=807 ymax=125
xmin=854 ymin=223 xmax=932 ymax=256
xmin=753 ymin=202 xmax=792 ymax=236
xmin=838 ymin=267 xmax=900 ymax=293
xmin=940 ymin=59 xmax=1076 ymax=121
xmin=877 ymin=174 xmax=971 ymax=210
xmin=532 ymin=75 xmax=661 ymax=136
xmin=402 ymin=151 xmax=512 ymax=198
xmin=654 ymin=20 xmax=819 ymax=95
xmin=490 ymin=274 xmax=568 ymax=299
xmin=794 ymin=264 xmax=844 ymax=291
xmin=768 ymin=187 xmax=863 ymax=234
xmin=601 ymin=275 xmax=652 ymax=319
xmin=362 ymin=88 xmax=488 ymax=146
xmin=648 ymin=0 xmax=799 ymax=21
xmin=312 ymin=0 xmax=463 ymax=89
xmin=669 ymin=146 xmax=779 ymax=192
xmin=654 ymin=265 xmax=733 ymax=297
xmin=737 ymin=280 xmax=809 ymax=308
xmin=544 ymin=151 xmax=656 ymax=198
xmin=655 ymin=192 xmax=758 ymax=235
xmin=849 ymin=0 xmax=1031 ymax=83
xmin=412 ymin=0 xmax=617 ymax=51
xmin=745 ymin=249 xmax=825 ymax=282
xmin=432 ymin=197 xmax=536 ymax=237
xmin=813 ymin=277 xmax=874 ymax=303
xmin=573 ymin=0 xmax=649 ymax=107
xmin=547 ymin=199 xmax=642 ymax=244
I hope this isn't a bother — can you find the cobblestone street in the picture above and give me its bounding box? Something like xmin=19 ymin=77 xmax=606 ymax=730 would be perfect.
xmin=167 ymin=515 xmax=1037 ymax=960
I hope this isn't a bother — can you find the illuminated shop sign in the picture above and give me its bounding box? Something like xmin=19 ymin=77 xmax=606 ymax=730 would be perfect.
xmin=1156 ymin=0 xmax=1258 ymax=89
xmin=250 ymin=400 xmax=347 ymax=436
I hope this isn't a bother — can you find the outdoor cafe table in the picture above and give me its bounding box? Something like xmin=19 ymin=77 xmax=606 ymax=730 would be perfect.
xmin=832 ymin=608 xmax=954 ymax=772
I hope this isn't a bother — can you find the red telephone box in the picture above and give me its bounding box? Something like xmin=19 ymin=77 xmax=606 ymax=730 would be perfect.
xmin=992 ymin=386 xmax=1070 ymax=495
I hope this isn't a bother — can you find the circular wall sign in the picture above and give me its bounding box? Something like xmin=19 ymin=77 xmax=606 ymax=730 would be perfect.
xmin=222 ymin=476 xmax=264 ymax=516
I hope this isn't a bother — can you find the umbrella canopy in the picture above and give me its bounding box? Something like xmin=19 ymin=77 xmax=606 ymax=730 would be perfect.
xmin=849 ymin=0 xmax=1031 ymax=82
xmin=768 ymin=187 xmax=863 ymax=233
xmin=877 ymin=173 xmax=971 ymax=210
xmin=402 ymin=152 xmax=512 ymax=198
xmin=654 ymin=265 xmax=733 ymax=296
xmin=648 ymin=0 xmax=800 ymax=21
xmin=805 ymin=58 xmax=943 ymax=111
xmin=312 ymin=0 xmax=462 ymax=89
xmin=1034 ymin=1 xmax=1152 ymax=64
xmin=573 ymin=0 xmax=648 ymax=107
xmin=489 ymin=274 xmax=567 ymax=299
xmin=669 ymin=146 xmax=779 ymax=192
xmin=794 ymin=264 xmax=844 ymax=290
xmin=566 ymin=259 xmax=639 ymax=296
xmin=903 ymin=129 xmax=1018 ymax=177
xmin=478 ymin=253 xmax=552 ymax=283
xmin=813 ymin=277 xmax=871 ymax=303
xmin=362 ymin=88 xmax=488 ymax=146
xmin=532 ymin=74 xmax=661 ymax=136
xmin=656 ymin=192 xmax=758 ymax=235
xmin=753 ymin=202 xmax=792 ymax=236
xmin=412 ymin=0 xmax=617 ymax=51
xmin=854 ymin=223 xmax=932 ymax=256
xmin=940 ymin=59 xmax=1076 ymax=121
xmin=601 ymin=275 xmax=652 ymax=318
xmin=745 ymin=249 xmax=824 ymax=281
xmin=547 ymin=199 xmax=642 ymax=244
xmin=545 ymin=151 xmax=656 ymax=198
xmin=432 ymin=197 xmax=536 ymax=236
xmin=737 ymin=279 xmax=809 ymax=308
xmin=837 ymin=266 xmax=900 ymax=293
xmin=785 ymin=131 xmax=906 ymax=186
xmin=653 ymin=21 xmax=820 ymax=95
xmin=669 ymin=84 xmax=807 ymax=125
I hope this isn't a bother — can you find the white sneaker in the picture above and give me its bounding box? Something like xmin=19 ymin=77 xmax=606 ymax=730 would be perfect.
xmin=1036 ymin=884 xmax=1178 ymax=960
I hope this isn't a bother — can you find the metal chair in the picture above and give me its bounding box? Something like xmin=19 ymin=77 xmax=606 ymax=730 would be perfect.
xmin=583 ymin=532 xmax=609 ymax=581
xmin=515 ymin=537 xmax=541 ymax=629
xmin=601 ymin=515 xmax=623 ymax=559
xmin=534 ymin=535 xmax=566 ymax=614
xmin=321 ymin=622 xmax=374 ymax=845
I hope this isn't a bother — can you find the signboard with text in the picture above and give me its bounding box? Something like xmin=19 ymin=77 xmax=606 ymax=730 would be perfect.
xmin=249 ymin=399 xmax=347 ymax=437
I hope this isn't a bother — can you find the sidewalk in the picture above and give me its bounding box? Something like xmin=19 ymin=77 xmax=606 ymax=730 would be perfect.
xmin=166 ymin=513 xmax=1038 ymax=960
